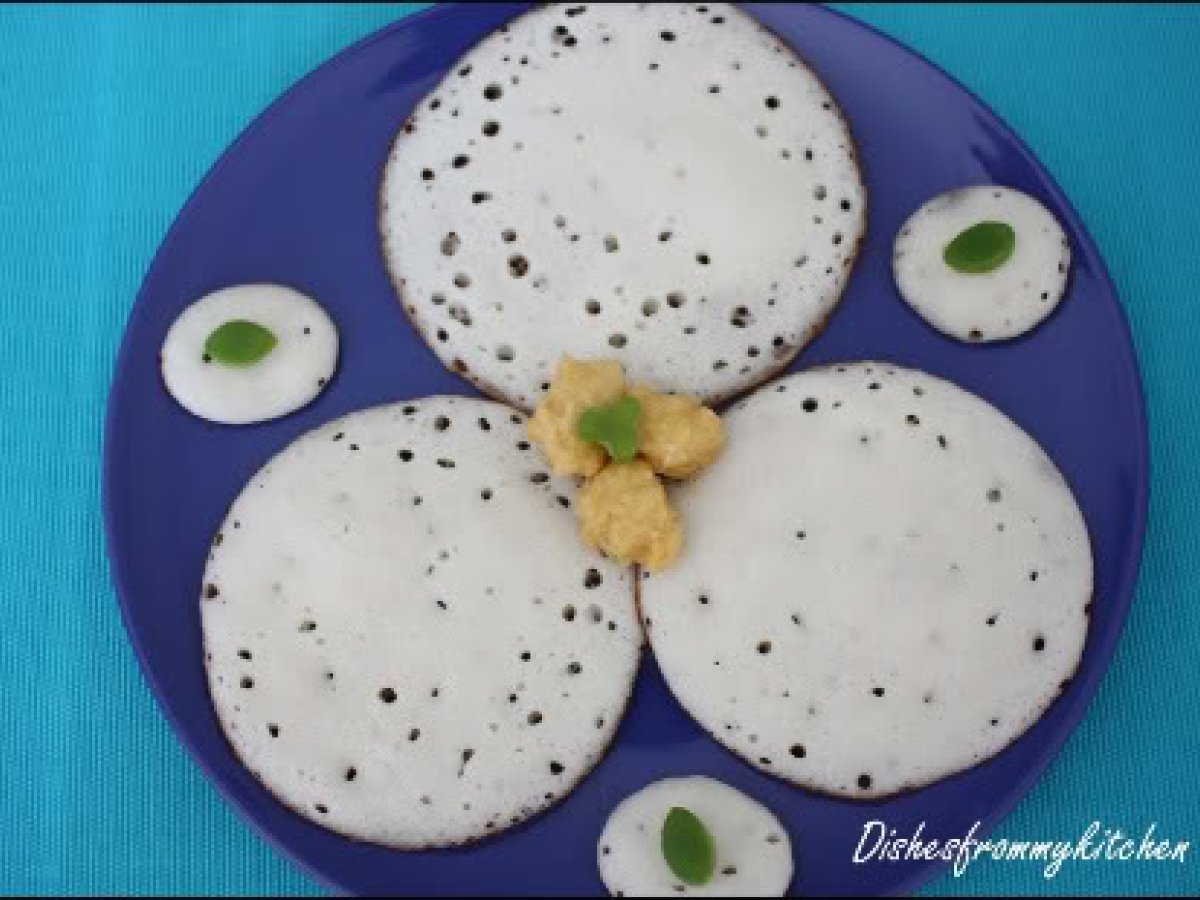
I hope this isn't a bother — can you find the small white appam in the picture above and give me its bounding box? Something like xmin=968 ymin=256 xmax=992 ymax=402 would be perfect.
xmin=597 ymin=776 xmax=793 ymax=897
xmin=893 ymin=186 xmax=1071 ymax=342
xmin=161 ymin=283 xmax=338 ymax=424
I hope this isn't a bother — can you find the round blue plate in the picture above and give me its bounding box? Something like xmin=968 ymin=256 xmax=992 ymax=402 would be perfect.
xmin=104 ymin=4 xmax=1148 ymax=896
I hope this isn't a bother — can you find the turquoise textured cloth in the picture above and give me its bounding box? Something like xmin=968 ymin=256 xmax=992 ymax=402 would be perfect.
xmin=0 ymin=3 xmax=1196 ymax=896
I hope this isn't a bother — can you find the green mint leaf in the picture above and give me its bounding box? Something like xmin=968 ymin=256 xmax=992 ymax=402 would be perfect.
xmin=204 ymin=319 xmax=277 ymax=367
xmin=577 ymin=395 xmax=641 ymax=463
xmin=943 ymin=221 xmax=1015 ymax=274
xmin=662 ymin=806 xmax=716 ymax=886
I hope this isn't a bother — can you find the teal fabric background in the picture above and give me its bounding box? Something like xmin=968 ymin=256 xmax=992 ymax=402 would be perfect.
xmin=0 ymin=3 xmax=1196 ymax=896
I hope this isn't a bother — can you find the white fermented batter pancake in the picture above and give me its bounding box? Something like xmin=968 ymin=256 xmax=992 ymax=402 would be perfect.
xmin=160 ymin=283 xmax=338 ymax=424
xmin=597 ymin=776 xmax=793 ymax=897
xmin=381 ymin=2 xmax=865 ymax=410
xmin=893 ymin=186 xmax=1070 ymax=342
xmin=201 ymin=398 xmax=640 ymax=846
xmin=641 ymin=363 xmax=1092 ymax=798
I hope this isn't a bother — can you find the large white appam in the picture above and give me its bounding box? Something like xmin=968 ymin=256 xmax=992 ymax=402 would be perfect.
xmin=201 ymin=398 xmax=640 ymax=847
xmin=381 ymin=2 xmax=865 ymax=410
xmin=597 ymin=776 xmax=793 ymax=897
xmin=641 ymin=363 xmax=1092 ymax=798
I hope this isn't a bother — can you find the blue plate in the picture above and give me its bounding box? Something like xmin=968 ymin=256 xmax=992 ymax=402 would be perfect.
xmin=104 ymin=4 xmax=1148 ymax=896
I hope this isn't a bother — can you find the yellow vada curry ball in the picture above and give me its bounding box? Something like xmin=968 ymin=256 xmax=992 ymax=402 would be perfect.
xmin=528 ymin=356 xmax=726 ymax=569
xmin=579 ymin=461 xmax=683 ymax=571
xmin=630 ymin=383 xmax=725 ymax=479
xmin=528 ymin=357 xmax=625 ymax=477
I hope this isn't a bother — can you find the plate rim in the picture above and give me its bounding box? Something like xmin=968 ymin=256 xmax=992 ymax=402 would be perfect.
xmin=102 ymin=3 xmax=1151 ymax=896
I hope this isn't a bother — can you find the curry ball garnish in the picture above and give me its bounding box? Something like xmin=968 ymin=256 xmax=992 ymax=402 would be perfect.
xmin=527 ymin=356 xmax=725 ymax=570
